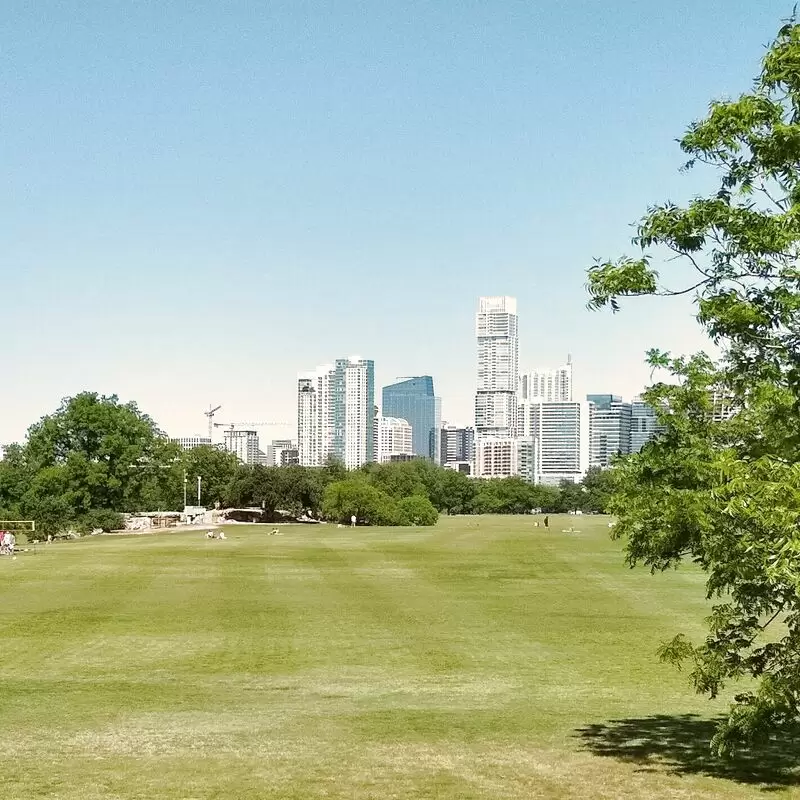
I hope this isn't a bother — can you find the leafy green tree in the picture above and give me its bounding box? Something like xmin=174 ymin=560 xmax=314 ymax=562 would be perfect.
xmin=586 ymin=18 xmax=800 ymax=754
xmin=436 ymin=468 xmax=478 ymax=514
xmin=365 ymin=461 xmax=427 ymax=500
xmin=555 ymin=480 xmax=586 ymax=514
xmin=322 ymin=478 xmax=399 ymax=526
xmin=471 ymin=477 xmax=537 ymax=515
xmin=580 ymin=467 xmax=617 ymax=514
xmin=22 ymin=392 xmax=169 ymax=514
xmin=396 ymin=495 xmax=439 ymax=526
xmin=180 ymin=445 xmax=241 ymax=508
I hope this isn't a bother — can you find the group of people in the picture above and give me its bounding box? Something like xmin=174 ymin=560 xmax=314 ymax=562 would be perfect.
xmin=205 ymin=530 xmax=226 ymax=540
xmin=0 ymin=531 xmax=16 ymax=555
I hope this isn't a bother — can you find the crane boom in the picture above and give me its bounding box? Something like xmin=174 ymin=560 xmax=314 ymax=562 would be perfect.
xmin=213 ymin=421 xmax=290 ymax=429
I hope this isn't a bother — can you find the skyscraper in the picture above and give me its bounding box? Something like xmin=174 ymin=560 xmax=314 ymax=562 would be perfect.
xmin=474 ymin=296 xmax=519 ymax=477
xmin=223 ymin=429 xmax=261 ymax=465
xmin=266 ymin=439 xmax=299 ymax=466
xmin=381 ymin=376 xmax=440 ymax=459
xmin=587 ymin=394 xmax=632 ymax=468
xmin=297 ymin=357 xmax=374 ymax=469
xmin=374 ymin=416 xmax=414 ymax=463
xmin=518 ymin=399 xmax=591 ymax=485
xmin=630 ymin=398 xmax=665 ymax=453
xmin=439 ymin=424 xmax=475 ymax=466
xmin=521 ymin=357 xmax=573 ymax=402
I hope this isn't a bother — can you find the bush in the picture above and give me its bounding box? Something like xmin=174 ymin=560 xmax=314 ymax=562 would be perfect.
xmin=322 ymin=479 xmax=400 ymax=526
xmin=78 ymin=509 xmax=125 ymax=534
xmin=396 ymin=495 xmax=438 ymax=526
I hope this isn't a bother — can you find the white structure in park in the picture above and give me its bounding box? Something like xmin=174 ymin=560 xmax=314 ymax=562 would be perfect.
xmin=374 ymin=416 xmax=414 ymax=463
xmin=223 ymin=429 xmax=261 ymax=465
xmin=297 ymin=356 xmax=375 ymax=469
xmin=518 ymin=399 xmax=590 ymax=485
xmin=474 ymin=296 xmax=519 ymax=477
xmin=521 ymin=356 xmax=573 ymax=402
xmin=172 ymin=436 xmax=212 ymax=451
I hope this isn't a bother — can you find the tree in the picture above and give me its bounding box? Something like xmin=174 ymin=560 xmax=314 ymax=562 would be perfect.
xmin=471 ymin=477 xmax=537 ymax=515
xmin=322 ymin=479 xmax=399 ymax=526
xmin=586 ymin=18 xmax=800 ymax=754
xmin=180 ymin=445 xmax=240 ymax=509
xmin=7 ymin=392 xmax=180 ymax=529
xmin=365 ymin=461 xmax=427 ymax=500
xmin=555 ymin=480 xmax=586 ymax=514
xmin=396 ymin=495 xmax=439 ymax=526
xmin=436 ymin=468 xmax=478 ymax=514
xmin=580 ymin=467 xmax=617 ymax=514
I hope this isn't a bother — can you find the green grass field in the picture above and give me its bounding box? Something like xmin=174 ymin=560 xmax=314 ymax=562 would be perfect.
xmin=1 ymin=515 xmax=798 ymax=799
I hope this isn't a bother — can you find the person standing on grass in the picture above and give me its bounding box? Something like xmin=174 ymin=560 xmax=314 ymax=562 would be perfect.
xmin=350 ymin=515 xmax=356 ymax=528
xmin=544 ymin=516 xmax=549 ymax=530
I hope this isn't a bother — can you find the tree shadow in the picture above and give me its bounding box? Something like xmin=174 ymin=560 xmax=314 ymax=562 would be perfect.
xmin=575 ymin=714 xmax=800 ymax=791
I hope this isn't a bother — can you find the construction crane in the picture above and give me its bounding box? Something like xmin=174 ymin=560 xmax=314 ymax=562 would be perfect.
xmin=213 ymin=421 xmax=290 ymax=432
xmin=204 ymin=404 xmax=222 ymax=440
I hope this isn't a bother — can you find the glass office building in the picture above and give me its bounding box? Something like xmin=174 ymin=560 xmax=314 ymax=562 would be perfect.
xmin=382 ymin=376 xmax=440 ymax=460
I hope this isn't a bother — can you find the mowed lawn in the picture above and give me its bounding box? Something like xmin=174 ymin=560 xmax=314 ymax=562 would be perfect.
xmin=1 ymin=516 xmax=797 ymax=799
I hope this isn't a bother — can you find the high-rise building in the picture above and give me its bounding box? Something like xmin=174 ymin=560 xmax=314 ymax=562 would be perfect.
xmin=521 ymin=357 xmax=573 ymax=402
xmin=381 ymin=376 xmax=440 ymax=460
xmin=172 ymin=436 xmax=212 ymax=451
xmin=630 ymin=398 xmax=665 ymax=453
xmin=266 ymin=439 xmax=299 ymax=466
xmin=587 ymin=394 xmax=632 ymax=468
xmin=475 ymin=296 xmax=519 ymax=477
xmin=298 ymin=375 xmax=321 ymax=466
xmin=475 ymin=296 xmax=519 ymax=437
xmin=518 ymin=399 xmax=591 ymax=485
xmin=710 ymin=388 xmax=738 ymax=422
xmin=297 ymin=357 xmax=374 ymax=469
xmin=439 ymin=424 xmax=475 ymax=466
xmin=223 ymin=429 xmax=261 ymax=465
xmin=374 ymin=416 xmax=414 ymax=463
xmin=476 ymin=437 xmax=523 ymax=479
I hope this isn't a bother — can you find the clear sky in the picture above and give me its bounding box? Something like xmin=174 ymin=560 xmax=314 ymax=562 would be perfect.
xmin=2 ymin=1 xmax=791 ymax=444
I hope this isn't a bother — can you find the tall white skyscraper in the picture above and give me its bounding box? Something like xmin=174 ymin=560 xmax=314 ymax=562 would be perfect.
xmin=298 ymin=368 xmax=328 ymax=467
xmin=474 ymin=297 xmax=519 ymax=478
xmin=521 ymin=357 xmax=573 ymax=402
xmin=474 ymin=296 xmax=519 ymax=477
xmin=297 ymin=357 xmax=375 ymax=469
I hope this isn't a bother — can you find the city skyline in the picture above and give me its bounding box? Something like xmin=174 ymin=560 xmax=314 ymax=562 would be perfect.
xmin=3 ymin=2 xmax=779 ymax=448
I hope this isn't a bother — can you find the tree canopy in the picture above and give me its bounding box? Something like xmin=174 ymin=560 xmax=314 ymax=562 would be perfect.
xmin=587 ymin=18 xmax=800 ymax=755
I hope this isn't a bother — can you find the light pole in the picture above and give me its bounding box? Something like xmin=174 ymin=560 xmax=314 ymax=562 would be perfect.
xmin=183 ymin=470 xmax=188 ymax=509
xmin=197 ymin=475 xmax=202 ymax=506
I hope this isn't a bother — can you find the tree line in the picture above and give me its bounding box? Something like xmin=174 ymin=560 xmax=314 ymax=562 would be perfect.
xmin=0 ymin=392 xmax=615 ymax=534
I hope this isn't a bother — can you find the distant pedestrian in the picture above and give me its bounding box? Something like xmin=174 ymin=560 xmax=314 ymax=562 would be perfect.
xmin=543 ymin=516 xmax=549 ymax=529
xmin=350 ymin=515 xmax=356 ymax=528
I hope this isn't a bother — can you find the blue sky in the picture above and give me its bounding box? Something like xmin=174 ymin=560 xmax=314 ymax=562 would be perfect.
xmin=2 ymin=1 xmax=791 ymax=443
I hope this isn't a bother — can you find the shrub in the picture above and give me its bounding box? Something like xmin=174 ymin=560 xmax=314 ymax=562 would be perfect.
xmin=396 ymin=495 xmax=439 ymax=526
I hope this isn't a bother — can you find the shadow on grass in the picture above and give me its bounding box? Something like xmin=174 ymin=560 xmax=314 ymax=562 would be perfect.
xmin=575 ymin=714 xmax=800 ymax=791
